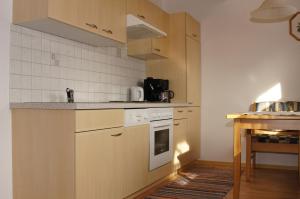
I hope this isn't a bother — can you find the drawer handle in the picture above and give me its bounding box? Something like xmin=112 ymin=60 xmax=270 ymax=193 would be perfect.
xmin=192 ymin=33 xmax=198 ymax=38
xmin=137 ymin=14 xmax=146 ymax=19
xmin=102 ymin=29 xmax=113 ymax=34
xmin=111 ymin=133 xmax=123 ymax=137
xmin=85 ymin=23 xmax=98 ymax=29
xmin=174 ymin=123 xmax=180 ymax=126
xmin=154 ymin=48 xmax=161 ymax=52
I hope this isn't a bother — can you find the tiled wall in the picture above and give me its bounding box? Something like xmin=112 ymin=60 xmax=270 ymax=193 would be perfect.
xmin=9 ymin=25 xmax=146 ymax=103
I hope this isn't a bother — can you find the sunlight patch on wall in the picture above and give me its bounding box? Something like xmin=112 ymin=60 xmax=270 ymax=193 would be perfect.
xmin=256 ymin=83 xmax=282 ymax=103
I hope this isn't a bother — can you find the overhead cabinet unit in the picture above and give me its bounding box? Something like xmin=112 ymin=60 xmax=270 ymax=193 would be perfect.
xmin=13 ymin=0 xmax=127 ymax=46
xmin=128 ymin=37 xmax=169 ymax=60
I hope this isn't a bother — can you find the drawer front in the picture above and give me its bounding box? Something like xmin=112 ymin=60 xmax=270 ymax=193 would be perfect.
xmin=173 ymin=108 xmax=188 ymax=120
xmin=75 ymin=109 xmax=124 ymax=132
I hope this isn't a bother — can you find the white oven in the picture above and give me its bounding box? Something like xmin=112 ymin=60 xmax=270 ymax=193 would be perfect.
xmin=149 ymin=108 xmax=173 ymax=171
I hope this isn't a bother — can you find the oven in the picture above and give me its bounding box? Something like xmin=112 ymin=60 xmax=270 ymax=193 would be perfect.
xmin=149 ymin=108 xmax=173 ymax=171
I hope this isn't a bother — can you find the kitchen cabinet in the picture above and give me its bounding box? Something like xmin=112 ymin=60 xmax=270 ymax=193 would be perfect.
xmin=128 ymin=37 xmax=168 ymax=60
xmin=173 ymin=118 xmax=188 ymax=170
xmin=123 ymin=125 xmax=149 ymax=196
xmin=127 ymin=0 xmax=169 ymax=33
xmin=187 ymin=37 xmax=201 ymax=106
xmin=12 ymin=109 xmax=126 ymax=199
xmin=186 ymin=14 xmax=200 ymax=41
xmin=186 ymin=107 xmax=201 ymax=162
xmin=76 ymin=128 xmax=125 ymax=199
xmin=13 ymin=107 xmax=195 ymax=199
xmin=174 ymin=108 xmax=188 ymax=120
xmin=13 ymin=0 xmax=126 ymax=46
xmin=146 ymin=13 xmax=201 ymax=105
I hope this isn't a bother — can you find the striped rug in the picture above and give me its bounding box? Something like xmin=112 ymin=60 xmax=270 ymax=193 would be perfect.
xmin=145 ymin=165 xmax=233 ymax=199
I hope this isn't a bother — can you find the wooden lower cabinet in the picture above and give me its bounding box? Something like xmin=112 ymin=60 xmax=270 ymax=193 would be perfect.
xmin=13 ymin=108 xmax=200 ymax=199
xmin=173 ymin=107 xmax=201 ymax=168
xmin=173 ymin=119 xmax=188 ymax=170
xmin=76 ymin=125 xmax=152 ymax=199
xmin=186 ymin=107 xmax=201 ymax=162
xmin=76 ymin=127 xmax=125 ymax=199
xmin=123 ymin=125 xmax=149 ymax=196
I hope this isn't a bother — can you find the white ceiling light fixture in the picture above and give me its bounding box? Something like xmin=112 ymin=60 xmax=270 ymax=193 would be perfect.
xmin=251 ymin=0 xmax=298 ymax=23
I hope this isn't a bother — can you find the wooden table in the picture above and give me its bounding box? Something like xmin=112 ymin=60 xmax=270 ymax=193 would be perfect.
xmin=227 ymin=113 xmax=300 ymax=199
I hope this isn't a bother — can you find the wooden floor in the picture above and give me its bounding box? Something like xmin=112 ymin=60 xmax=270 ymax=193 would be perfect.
xmin=227 ymin=168 xmax=300 ymax=199
xmin=138 ymin=165 xmax=300 ymax=199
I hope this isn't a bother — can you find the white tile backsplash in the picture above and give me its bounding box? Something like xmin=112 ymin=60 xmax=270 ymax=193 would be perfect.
xmin=9 ymin=25 xmax=146 ymax=103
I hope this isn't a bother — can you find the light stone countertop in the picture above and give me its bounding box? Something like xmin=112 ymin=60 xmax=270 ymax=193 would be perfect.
xmin=10 ymin=102 xmax=195 ymax=110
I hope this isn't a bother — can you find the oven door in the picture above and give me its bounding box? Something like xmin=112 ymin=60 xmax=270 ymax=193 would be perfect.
xmin=149 ymin=119 xmax=173 ymax=171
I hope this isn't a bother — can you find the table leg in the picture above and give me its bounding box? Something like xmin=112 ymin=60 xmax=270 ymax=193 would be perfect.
xmin=233 ymin=120 xmax=241 ymax=199
xmin=298 ymin=135 xmax=300 ymax=181
xmin=246 ymin=130 xmax=251 ymax=182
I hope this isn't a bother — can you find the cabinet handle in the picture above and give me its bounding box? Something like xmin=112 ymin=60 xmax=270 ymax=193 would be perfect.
xmin=177 ymin=110 xmax=184 ymax=113
xmin=137 ymin=14 xmax=146 ymax=19
xmin=111 ymin=133 xmax=123 ymax=137
xmin=174 ymin=123 xmax=180 ymax=126
xmin=85 ymin=23 xmax=98 ymax=29
xmin=188 ymin=110 xmax=193 ymax=113
xmin=188 ymin=102 xmax=193 ymax=105
xmin=102 ymin=29 xmax=113 ymax=34
xmin=192 ymin=33 xmax=198 ymax=38
xmin=154 ymin=48 xmax=161 ymax=52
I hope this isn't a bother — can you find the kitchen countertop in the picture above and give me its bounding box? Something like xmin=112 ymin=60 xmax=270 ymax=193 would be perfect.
xmin=10 ymin=102 xmax=195 ymax=110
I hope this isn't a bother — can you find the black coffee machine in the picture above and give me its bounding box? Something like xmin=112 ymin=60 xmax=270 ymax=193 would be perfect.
xmin=144 ymin=77 xmax=175 ymax=103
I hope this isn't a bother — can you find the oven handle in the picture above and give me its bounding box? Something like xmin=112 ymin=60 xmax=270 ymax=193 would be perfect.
xmin=153 ymin=125 xmax=171 ymax=129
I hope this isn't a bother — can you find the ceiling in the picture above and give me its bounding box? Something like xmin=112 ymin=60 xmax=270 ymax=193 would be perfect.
xmin=159 ymin=0 xmax=300 ymax=21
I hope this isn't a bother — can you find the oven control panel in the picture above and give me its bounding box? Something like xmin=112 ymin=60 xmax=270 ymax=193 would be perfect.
xmin=148 ymin=108 xmax=174 ymax=121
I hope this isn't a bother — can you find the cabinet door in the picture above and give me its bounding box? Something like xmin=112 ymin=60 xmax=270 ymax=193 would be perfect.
xmin=152 ymin=37 xmax=168 ymax=58
xmin=123 ymin=125 xmax=149 ymax=197
xmin=48 ymin=0 xmax=79 ymax=25
xmin=187 ymin=37 xmax=201 ymax=106
xmin=173 ymin=119 xmax=188 ymax=170
xmin=100 ymin=0 xmax=126 ymax=43
xmin=76 ymin=0 xmax=100 ymax=33
xmin=187 ymin=107 xmax=201 ymax=162
xmin=76 ymin=128 xmax=125 ymax=199
xmin=186 ymin=14 xmax=200 ymax=41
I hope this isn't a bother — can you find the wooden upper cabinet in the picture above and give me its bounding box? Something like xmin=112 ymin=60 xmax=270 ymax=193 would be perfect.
xmin=13 ymin=0 xmax=126 ymax=46
xmin=99 ymin=0 xmax=126 ymax=43
xmin=75 ymin=0 xmax=100 ymax=34
xmin=128 ymin=37 xmax=168 ymax=60
xmin=186 ymin=14 xmax=200 ymax=41
xmin=127 ymin=0 xmax=169 ymax=33
xmin=48 ymin=0 xmax=78 ymax=25
xmin=187 ymin=36 xmax=201 ymax=106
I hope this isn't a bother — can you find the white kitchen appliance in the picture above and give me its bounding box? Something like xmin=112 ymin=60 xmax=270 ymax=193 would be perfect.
xmin=148 ymin=108 xmax=173 ymax=171
xmin=127 ymin=14 xmax=167 ymax=40
xmin=124 ymin=109 xmax=149 ymax=127
xmin=130 ymin=87 xmax=144 ymax=102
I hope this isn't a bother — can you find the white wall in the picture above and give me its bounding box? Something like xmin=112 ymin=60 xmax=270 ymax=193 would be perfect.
xmin=0 ymin=0 xmax=12 ymax=198
xmin=163 ymin=0 xmax=300 ymax=166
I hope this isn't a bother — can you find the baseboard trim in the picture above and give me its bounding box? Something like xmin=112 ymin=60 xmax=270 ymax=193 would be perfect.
xmin=197 ymin=160 xmax=298 ymax=171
